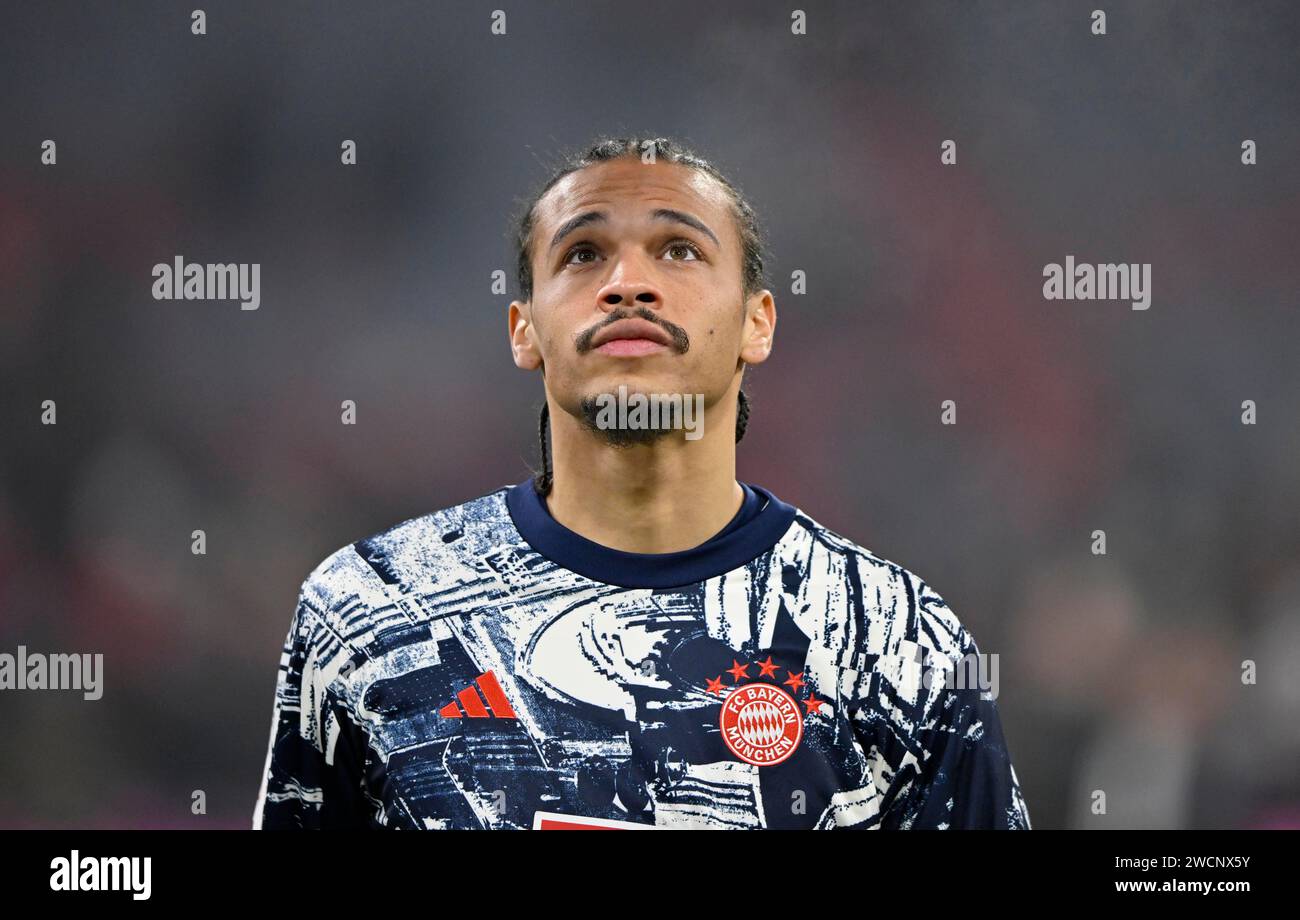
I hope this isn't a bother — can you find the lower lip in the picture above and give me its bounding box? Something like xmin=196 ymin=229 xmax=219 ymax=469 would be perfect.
xmin=594 ymin=338 xmax=669 ymax=356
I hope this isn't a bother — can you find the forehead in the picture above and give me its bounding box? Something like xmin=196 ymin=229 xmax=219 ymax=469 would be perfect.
xmin=534 ymin=158 xmax=735 ymax=245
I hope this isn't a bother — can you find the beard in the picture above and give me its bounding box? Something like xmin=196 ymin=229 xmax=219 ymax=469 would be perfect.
xmin=578 ymin=389 xmax=683 ymax=447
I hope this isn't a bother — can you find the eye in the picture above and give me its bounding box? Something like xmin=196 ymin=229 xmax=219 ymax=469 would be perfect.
xmin=562 ymin=244 xmax=600 ymax=266
xmin=664 ymin=239 xmax=703 ymax=261
xmin=561 ymin=239 xmax=703 ymax=267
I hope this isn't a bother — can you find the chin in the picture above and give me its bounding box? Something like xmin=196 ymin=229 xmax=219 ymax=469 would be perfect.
xmin=584 ymin=375 xmax=684 ymax=398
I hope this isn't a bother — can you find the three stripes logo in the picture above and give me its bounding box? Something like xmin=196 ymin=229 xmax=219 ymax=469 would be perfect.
xmin=438 ymin=669 xmax=518 ymax=719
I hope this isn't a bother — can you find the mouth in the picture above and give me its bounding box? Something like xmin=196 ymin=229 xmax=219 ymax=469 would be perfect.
xmin=589 ymin=318 xmax=676 ymax=357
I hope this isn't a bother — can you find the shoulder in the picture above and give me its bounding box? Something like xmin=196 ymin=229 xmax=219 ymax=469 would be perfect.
xmin=777 ymin=505 xmax=977 ymax=667
xmin=292 ymin=484 xmax=517 ymax=633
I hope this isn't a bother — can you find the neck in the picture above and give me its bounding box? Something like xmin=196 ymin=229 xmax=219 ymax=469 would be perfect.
xmin=543 ymin=388 xmax=743 ymax=554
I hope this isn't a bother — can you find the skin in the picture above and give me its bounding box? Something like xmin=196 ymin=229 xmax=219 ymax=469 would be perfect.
xmin=508 ymin=157 xmax=777 ymax=553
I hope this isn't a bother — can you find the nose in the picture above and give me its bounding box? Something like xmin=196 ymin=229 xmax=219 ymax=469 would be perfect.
xmin=594 ymin=250 xmax=664 ymax=314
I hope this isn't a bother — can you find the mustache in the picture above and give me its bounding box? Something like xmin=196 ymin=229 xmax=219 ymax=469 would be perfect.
xmin=574 ymin=306 xmax=690 ymax=355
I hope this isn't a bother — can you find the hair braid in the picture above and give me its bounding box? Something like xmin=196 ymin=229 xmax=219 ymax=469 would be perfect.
xmin=534 ymin=402 xmax=554 ymax=497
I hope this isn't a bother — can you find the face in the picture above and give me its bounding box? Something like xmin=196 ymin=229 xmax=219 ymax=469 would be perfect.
xmin=508 ymin=157 xmax=775 ymax=432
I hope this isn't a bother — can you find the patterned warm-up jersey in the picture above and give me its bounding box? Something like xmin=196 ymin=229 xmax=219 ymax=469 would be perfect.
xmin=253 ymin=478 xmax=1031 ymax=830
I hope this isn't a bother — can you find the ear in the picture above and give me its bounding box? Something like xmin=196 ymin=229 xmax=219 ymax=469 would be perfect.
xmin=739 ymin=290 xmax=776 ymax=366
xmin=508 ymin=300 xmax=543 ymax=371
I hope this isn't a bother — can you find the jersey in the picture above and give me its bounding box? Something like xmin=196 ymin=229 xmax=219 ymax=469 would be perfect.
xmin=252 ymin=478 xmax=1031 ymax=830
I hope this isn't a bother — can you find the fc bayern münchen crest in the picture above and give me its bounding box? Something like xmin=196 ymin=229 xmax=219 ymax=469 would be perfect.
xmin=719 ymin=682 xmax=803 ymax=766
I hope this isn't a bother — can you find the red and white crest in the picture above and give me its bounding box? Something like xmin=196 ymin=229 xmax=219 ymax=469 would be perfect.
xmin=719 ymin=682 xmax=803 ymax=766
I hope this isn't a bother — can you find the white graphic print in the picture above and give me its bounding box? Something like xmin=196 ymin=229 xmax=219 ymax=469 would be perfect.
xmin=253 ymin=486 xmax=1031 ymax=830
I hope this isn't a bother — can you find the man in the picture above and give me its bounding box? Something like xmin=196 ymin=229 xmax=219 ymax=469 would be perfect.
xmin=253 ymin=136 xmax=1031 ymax=829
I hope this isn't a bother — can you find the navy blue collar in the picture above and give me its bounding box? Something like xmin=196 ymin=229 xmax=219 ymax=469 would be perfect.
xmin=705 ymin=482 xmax=764 ymax=542
xmin=505 ymin=478 xmax=797 ymax=589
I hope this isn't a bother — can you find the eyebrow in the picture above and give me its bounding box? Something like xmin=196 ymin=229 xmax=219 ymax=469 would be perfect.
xmin=548 ymin=208 xmax=721 ymax=253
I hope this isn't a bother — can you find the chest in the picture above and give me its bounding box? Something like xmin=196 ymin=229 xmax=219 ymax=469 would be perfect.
xmin=346 ymin=585 xmax=888 ymax=829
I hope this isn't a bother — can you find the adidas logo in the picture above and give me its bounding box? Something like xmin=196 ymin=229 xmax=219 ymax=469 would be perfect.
xmin=438 ymin=670 xmax=518 ymax=719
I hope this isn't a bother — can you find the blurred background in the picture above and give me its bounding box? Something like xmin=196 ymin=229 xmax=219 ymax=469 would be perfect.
xmin=1 ymin=0 xmax=1297 ymax=829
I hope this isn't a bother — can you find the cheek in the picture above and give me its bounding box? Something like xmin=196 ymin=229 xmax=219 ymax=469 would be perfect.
xmin=688 ymin=334 xmax=740 ymax=384
xmin=533 ymin=305 xmax=577 ymax=358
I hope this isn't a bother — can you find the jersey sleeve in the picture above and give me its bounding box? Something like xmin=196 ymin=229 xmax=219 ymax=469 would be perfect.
xmin=252 ymin=576 xmax=371 ymax=829
xmin=879 ymin=582 xmax=1032 ymax=830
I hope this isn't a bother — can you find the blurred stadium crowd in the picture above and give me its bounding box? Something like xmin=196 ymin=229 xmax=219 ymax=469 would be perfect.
xmin=1 ymin=2 xmax=1297 ymax=828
